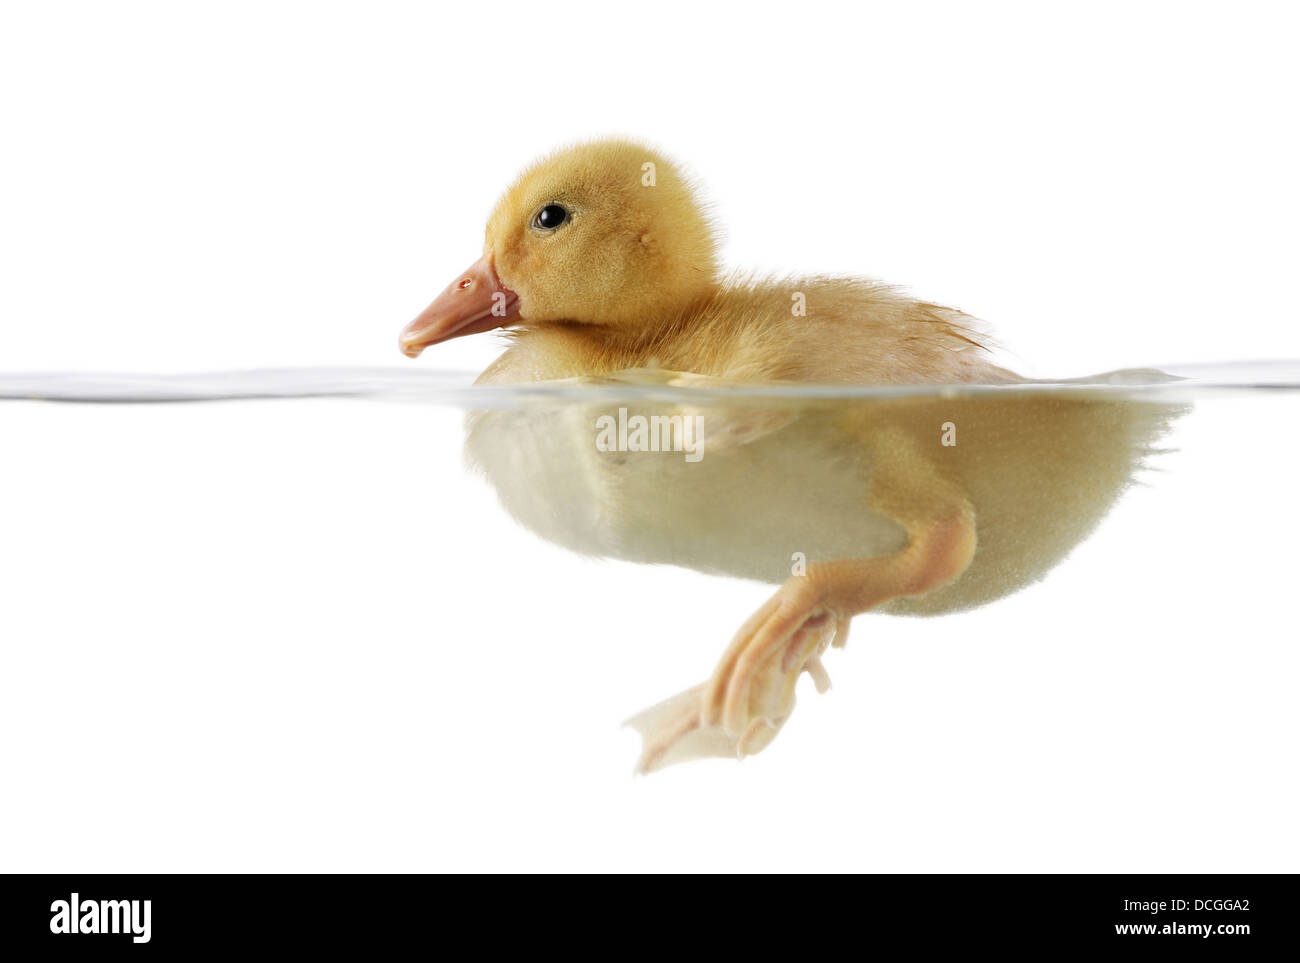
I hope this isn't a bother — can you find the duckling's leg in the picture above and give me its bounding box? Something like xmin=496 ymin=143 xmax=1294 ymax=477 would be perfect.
xmin=628 ymin=430 xmax=976 ymax=773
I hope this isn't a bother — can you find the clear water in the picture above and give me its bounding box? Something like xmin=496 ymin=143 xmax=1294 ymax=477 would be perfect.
xmin=3 ymin=360 xmax=1299 ymax=403
xmin=2 ymin=362 xmax=1297 ymax=871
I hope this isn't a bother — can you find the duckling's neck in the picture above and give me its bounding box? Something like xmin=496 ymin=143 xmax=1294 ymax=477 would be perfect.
xmin=503 ymin=317 xmax=699 ymax=379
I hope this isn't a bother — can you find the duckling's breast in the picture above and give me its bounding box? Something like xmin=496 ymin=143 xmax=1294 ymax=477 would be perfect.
xmin=464 ymin=402 xmax=908 ymax=583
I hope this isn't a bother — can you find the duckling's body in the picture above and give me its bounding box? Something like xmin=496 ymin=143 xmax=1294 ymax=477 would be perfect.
xmin=467 ymin=381 xmax=1174 ymax=616
xmin=401 ymin=138 xmax=1178 ymax=771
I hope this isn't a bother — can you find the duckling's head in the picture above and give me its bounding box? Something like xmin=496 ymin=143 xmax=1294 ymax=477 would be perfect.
xmin=400 ymin=138 xmax=719 ymax=357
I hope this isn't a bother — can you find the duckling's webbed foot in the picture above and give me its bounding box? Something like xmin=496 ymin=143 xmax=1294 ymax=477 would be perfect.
xmin=625 ymin=684 xmax=735 ymax=774
xmin=625 ymin=592 xmax=843 ymax=775
xmin=701 ymin=583 xmax=846 ymax=753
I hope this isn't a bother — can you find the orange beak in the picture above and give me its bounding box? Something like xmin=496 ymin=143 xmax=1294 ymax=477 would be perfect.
xmin=399 ymin=254 xmax=520 ymax=358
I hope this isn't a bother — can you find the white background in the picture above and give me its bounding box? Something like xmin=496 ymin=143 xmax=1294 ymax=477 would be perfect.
xmin=2 ymin=1 xmax=1298 ymax=872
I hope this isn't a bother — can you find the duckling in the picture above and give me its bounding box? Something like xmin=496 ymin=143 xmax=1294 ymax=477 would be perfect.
xmin=399 ymin=138 xmax=1179 ymax=772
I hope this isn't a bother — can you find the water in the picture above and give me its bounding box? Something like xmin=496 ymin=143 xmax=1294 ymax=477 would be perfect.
xmin=1 ymin=362 xmax=1297 ymax=870
xmin=3 ymin=360 xmax=1298 ymax=403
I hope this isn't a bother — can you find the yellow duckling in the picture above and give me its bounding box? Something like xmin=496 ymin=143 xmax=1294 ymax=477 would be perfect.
xmin=399 ymin=138 xmax=1178 ymax=772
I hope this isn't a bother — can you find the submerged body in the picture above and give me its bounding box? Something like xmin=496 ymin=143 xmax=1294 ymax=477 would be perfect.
xmin=468 ymin=384 xmax=1177 ymax=616
xmin=401 ymin=138 xmax=1178 ymax=770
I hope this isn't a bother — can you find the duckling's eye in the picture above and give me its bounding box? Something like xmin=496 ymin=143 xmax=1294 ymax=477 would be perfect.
xmin=533 ymin=204 xmax=569 ymax=231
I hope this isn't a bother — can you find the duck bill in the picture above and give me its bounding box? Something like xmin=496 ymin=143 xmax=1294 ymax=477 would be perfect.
xmin=399 ymin=254 xmax=520 ymax=358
